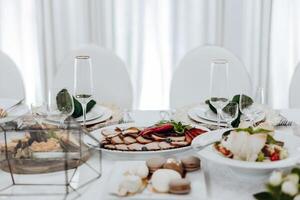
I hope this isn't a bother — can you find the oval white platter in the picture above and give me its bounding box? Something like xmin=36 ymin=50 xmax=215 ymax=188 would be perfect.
xmin=84 ymin=122 xmax=210 ymax=159
xmin=192 ymin=129 xmax=300 ymax=173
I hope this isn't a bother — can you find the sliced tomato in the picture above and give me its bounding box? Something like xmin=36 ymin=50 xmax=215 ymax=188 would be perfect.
xmin=270 ymin=152 xmax=280 ymax=161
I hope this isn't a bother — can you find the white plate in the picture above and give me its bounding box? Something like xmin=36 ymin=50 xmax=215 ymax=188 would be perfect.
xmin=192 ymin=129 xmax=300 ymax=173
xmin=188 ymin=107 xmax=227 ymax=126
xmin=81 ymin=106 xmax=112 ymax=126
xmin=75 ymin=104 xmax=104 ymax=122
xmin=0 ymin=98 xmax=29 ymax=124
xmin=104 ymin=161 xmax=206 ymax=200
xmin=188 ymin=104 xmax=266 ymax=126
xmin=46 ymin=105 xmax=112 ymax=126
xmin=47 ymin=104 xmax=105 ymax=123
xmin=84 ymin=123 xmax=209 ymax=159
xmin=195 ymin=105 xmax=227 ymax=123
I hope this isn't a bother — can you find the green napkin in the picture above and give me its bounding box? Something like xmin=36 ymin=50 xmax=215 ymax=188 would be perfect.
xmin=205 ymin=94 xmax=253 ymax=127
xmin=56 ymin=89 xmax=96 ymax=118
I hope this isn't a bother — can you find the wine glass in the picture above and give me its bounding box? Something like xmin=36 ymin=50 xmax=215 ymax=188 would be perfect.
xmin=220 ymin=102 xmax=239 ymax=128
xmin=239 ymin=94 xmax=259 ymax=125
xmin=48 ymin=88 xmax=74 ymax=127
xmin=73 ymin=55 xmax=93 ymax=127
xmin=255 ymin=87 xmax=265 ymax=105
xmin=209 ymin=59 xmax=230 ymax=128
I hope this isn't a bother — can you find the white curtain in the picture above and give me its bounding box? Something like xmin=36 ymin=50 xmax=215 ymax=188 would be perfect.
xmin=0 ymin=0 xmax=298 ymax=109
xmin=269 ymin=0 xmax=300 ymax=109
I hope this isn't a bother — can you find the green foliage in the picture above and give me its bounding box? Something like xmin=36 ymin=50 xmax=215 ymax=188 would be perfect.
xmin=157 ymin=120 xmax=192 ymax=135
xmin=254 ymin=168 xmax=300 ymax=200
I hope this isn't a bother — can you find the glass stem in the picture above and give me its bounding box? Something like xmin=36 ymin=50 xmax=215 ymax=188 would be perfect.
xmin=217 ymin=108 xmax=221 ymax=129
xmin=227 ymin=121 xmax=232 ymax=128
xmin=82 ymin=103 xmax=87 ymax=127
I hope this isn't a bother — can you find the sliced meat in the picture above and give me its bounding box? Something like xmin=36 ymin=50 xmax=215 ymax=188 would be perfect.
xmin=151 ymin=134 xmax=166 ymax=141
xmin=100 ymin=139 xmax=109 ymax=145
xmin=123 ymin=136 xmax=137 ymax=144
xmin=136 ymin=136 xmax=153 ymax=144
xmin=171 ymin=141 xmax=189 ymax=147
xmin=158 ymin=141 xmax=174 ymax=149
xmin=127 ymin=143 xmax=144 ymax=151
xmin=122 ymin=127 xmax=140 ymax=135
xmin=115 ymin=144 xmax=128 ymax=151
xmin=111 ymin=136 xmax=124 ymax=144
xmin=185 ymin=132 xmax=193 ymax=144
xmin=145 ymin=142 xmax=161 ymax=150
xmin=101 ymin=129 xmax=119 ymax=137
xmin=167 ymin=136 xmax=186 ymax=142
xmin=104 ymin=144 xmax=116 ymax=150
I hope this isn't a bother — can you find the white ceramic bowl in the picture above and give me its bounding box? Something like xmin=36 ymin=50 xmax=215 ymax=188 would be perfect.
xmin=192 ymin=129 xmax=300 ymax=175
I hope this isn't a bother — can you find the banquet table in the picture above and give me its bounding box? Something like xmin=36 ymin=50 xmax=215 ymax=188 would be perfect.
xmin=1 ymin=109 xmax=300 ymax=200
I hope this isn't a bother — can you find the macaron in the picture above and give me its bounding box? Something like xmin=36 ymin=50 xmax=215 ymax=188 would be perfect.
xmin=151 ymin=169 xmax=181 ymax=193
xmin=169 ymin=178 xmax=191 ymax=194
xmin=181 ymin=156 xmax=201 ymax=172
xmin=163 ymin=158 xmax=184 ymax=177
xmin=146 ymin=157 xmax=166 ymax=173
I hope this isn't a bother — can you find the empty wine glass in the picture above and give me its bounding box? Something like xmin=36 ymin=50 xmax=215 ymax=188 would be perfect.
xmin=209 ymin=59 xmax=230 ymax=128
xmin=255 ymin=87 xmax=265 ymax=105
xmin=48 ymin=88 xmax=74 ymax=127
xmin=220 ymin=102 xmax=239 ymax=128
xmin=73 ymin=56 xmax=94 ymax=127
xmin=239 ymin=94 xmax=259 ymax=125
xmin=122 ymin=109 xmax=134 ymax=123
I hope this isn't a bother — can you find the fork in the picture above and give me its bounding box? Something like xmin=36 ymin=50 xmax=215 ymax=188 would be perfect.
xmin=277 ymin=119 xmax=294 ymax=126
xmin=277 ymin=114 xmax=294 ymax=127
xmin=5 ymin=98 xmax=25 ymax=113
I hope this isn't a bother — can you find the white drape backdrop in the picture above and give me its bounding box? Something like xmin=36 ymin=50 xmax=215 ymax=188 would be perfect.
xmin=0 ymin=0 xmax=298 ymax=109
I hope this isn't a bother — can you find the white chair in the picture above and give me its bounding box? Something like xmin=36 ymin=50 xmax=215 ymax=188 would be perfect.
xmin=289 ymin=63 xmax=300 ymax=108
xmin=0 ymin=50 xmax=25 ymax=100
xmin=53 ymin=45 xmax=133 ymax=108
xmin=170 ymin=46 xmax=252 ymax=108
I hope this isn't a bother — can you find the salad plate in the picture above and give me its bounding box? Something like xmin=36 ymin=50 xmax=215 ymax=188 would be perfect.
xmin=84 ymin=122 xmax=209 ymax=159
xmin=0 ymin=98 xmax=29 ymax=124
xmin=192 ymin=127 xmax=300 ymax=173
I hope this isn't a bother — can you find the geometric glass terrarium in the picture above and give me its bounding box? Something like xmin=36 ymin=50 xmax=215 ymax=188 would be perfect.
xmin=0 ymin=114 xmax=101 ymax=199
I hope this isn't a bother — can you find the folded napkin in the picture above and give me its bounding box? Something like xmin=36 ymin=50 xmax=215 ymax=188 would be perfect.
xmin=56 ymin=89 xmax=96 ymax=118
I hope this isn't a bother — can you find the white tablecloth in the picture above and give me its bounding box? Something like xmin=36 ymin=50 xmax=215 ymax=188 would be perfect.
xmin=1 ymin=109 xmax=300 ymax=200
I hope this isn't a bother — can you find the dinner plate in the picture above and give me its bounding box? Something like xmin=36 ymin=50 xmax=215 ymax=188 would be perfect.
xmin=192 ymin=129 xmax=300 ymax=174
xmin=104 ymin=161 xmax=206 ymax=200
xmin=47 ymin=104 xmax=105 ymax=123
xmin=188 ymin=104 xmax=266 ymax=126
xmin=84 ymin=122 xmax=209 ymax=159
xmin=0 ymin=98 xmax=29 ymax=124
xmin=46 ymin=105 xmax=112 ymax=126
xmin=81 ymin=106 xmax=112 ymax=126
xmin=75 ymin=104 xmax=105 ymax=122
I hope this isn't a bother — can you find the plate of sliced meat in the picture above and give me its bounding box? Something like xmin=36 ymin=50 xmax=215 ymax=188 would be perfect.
xmin=84 ymin=121 xmax=209 ymax=159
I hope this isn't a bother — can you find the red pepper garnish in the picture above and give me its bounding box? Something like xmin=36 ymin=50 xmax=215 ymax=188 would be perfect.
xmin=270 ymin=152 xmax=280 ymax=161
xmin=139 ymin=124 xmax=174 ymax=136
xmin=219 ymin=146 xmax=231 ymax=156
